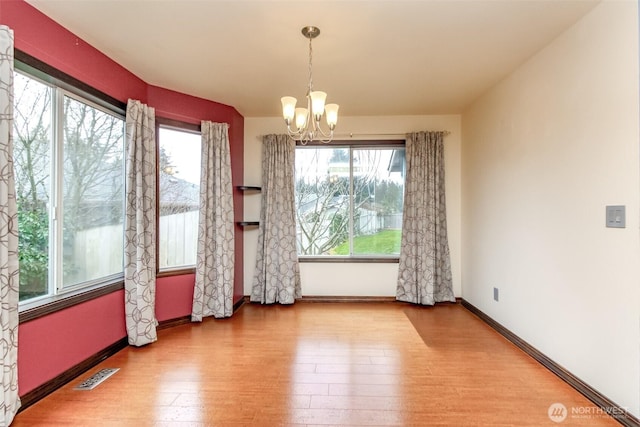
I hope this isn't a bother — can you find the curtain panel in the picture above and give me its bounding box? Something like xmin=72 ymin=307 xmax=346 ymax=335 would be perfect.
xmin=124 ymin=99 xmax=158 ymax=346
xmin=251 ymin=134 xmax=301 ymax=304
xmin=0 ymin=24 xmax=21 ymax=425
xmin=396 ymin=131 xmax=455 ymax=305
xmin=192 ymin=121 xmax=235 ymax=321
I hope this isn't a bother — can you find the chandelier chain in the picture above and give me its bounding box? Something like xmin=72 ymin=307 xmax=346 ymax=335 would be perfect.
xmin=307 ymin=36 xmax=314 ymax=95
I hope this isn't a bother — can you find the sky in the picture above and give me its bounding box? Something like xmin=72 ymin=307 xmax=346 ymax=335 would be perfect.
xmin=159 ymin=127 xmax=201 ymax=185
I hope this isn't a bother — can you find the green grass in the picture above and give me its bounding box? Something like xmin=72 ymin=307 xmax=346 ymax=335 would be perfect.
xmin=332 ymin=229 xmax=401 ymax=255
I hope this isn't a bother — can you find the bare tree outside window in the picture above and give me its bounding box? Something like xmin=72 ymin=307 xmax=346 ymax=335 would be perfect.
xmin=295 ymin=146 xmax=404 ymax=256
xmin=13 ymin=73 xmax=51 ymax=300
xmin=13 ymin=71 xmax=126 ymax=301
xmin=62 ymin=96 xmax=124 ymax=287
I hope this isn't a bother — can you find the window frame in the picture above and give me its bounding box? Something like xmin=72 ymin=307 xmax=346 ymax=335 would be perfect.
xmin=16 ymin=50 xmax=127 ymax=321
xmin=295 ymin=139 xmax=405 ymax=263
xmin=155 ymin=117 xmax=201 ymax=277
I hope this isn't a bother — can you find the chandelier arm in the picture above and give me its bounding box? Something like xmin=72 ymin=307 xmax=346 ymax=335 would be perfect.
xmin=312 ymin=123 xmax=333 ymax=139
xmin=285 ymin=122 xmax=333 ymax=143
xmin=286 ymin=128 xmax=334 ymax=145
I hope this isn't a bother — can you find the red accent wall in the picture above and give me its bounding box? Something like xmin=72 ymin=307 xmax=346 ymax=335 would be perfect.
xmin=5 ymin=0 xmax=245 ymax=396
xmin=18 ymin=291 xmax=126 ymax=395
xmin=148 ymin=85 xmax=245 ymax=303
xmin=230 ymin=112 xmax=246 ymax=304
xmin=155 ymin=274 xmax=196 ymax=322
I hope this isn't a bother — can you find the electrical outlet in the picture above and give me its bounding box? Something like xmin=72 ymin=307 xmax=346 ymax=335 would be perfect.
xmin=493 ymin=287 xmax=499 ymax=302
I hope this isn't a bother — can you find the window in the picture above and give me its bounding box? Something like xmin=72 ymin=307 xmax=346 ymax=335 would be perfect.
xmin=14 ymin=70 xmax=125 ymax=304
xmin=295 ymin=144 xmax=405 ymax=257
xmin=158 ymin=126 xmax=201 ymax=270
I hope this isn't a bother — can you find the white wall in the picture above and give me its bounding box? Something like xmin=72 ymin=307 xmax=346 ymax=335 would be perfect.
xmin=244 ymin=115 xmax=461 ymax=297
xmin=462 ymin=0 xmax=639 ymax=416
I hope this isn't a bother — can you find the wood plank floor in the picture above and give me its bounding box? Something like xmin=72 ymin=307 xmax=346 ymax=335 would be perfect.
xmin=14 ymin=302 xmax=619 ymax=426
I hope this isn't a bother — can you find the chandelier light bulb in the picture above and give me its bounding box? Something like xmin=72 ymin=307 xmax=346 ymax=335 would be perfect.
xmin=281 ymin=96 xmax=297 ymax=124
xmin=295 ymin=107 xmax=309 ymax=131
xmin=309 ymin=91 xmax=327 ymax=121
xmin=325 ymin=103 xmax=339 ymax=130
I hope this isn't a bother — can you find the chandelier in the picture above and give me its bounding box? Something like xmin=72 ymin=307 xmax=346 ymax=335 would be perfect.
xmin=281 ymin=26 xmax=339 ymax=144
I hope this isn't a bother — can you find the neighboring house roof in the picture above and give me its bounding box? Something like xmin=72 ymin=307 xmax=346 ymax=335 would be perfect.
xmin=71 ymin=172 xmax=199 ymax=230
xmin=387 ymin=149 xmax=405 ymax=174
xmin=159 ymin=173 xmax=199 ymax=208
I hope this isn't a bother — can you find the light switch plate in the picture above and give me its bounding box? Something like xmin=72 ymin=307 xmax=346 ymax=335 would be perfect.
xmin=606 ymin=205 xmax=625 ymax=228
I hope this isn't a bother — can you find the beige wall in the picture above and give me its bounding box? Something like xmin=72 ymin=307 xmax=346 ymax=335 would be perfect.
xmin=462 ymin=0 xmax=639 ymax=416
xmin=244 ymin=115 xmax=462 ymax=297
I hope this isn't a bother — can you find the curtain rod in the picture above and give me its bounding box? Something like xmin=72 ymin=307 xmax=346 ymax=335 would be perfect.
xmin=333 ymin=131 xmax=451 ymax=139
xmin=257 ymin=130 xmax=450 ymax=141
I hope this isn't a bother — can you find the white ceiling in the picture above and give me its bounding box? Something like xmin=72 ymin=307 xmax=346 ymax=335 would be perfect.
xmin=25 ymin=0 xmax=600 ymax=118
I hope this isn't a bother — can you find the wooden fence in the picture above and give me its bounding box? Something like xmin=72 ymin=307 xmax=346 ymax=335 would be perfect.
xmin=74 ymin=210 xmax=199 ymax=276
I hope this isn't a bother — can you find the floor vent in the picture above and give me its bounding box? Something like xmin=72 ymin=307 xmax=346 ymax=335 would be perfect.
xmin=74 ymin=368 xmax=119 ymax=391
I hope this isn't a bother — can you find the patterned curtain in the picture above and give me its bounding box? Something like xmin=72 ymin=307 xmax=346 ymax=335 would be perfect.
xmin=396 ymin=131 xmax=455 ymax=305
xmin=250 ymin=134 xmax=301 ymax=304
xmin=124 ymin=99 xmax=157 ymax=346
xmin=0 ymin=25 xmax=21 ymax=425
xmin=192 ymin=122 xmax=235 ymax=320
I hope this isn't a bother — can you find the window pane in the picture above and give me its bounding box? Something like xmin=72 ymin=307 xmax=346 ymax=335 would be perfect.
xmin=295 ymin=145 xmax=405 ymax=257
xmin=351 ymin=148 xmax=404 ymax=255
xmin=158 ymin=127 xmax=201 ymax=269
xmin=295 ymin=147 xmax=351 ymax=255
xmin=62 ymin=96 xmax=124 ymax=288
xmin=14 ymin=73 xmax=52 ymax=300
